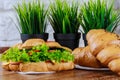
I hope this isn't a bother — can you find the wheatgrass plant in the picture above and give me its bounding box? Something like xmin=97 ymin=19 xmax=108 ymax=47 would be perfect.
xmin=79 ymin=0 xmax=120 ymax=33
xmin=48 ymin=0 xmax=80 ymax=34
xmin=15 ymin=0 xmax=48 ymax=34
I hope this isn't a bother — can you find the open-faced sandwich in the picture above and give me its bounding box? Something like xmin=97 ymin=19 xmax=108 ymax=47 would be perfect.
xmin=1 ymin=39 xmax=74 ymax=72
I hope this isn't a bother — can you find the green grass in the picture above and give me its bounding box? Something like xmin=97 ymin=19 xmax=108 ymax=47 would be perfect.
xmin=48 ymin=0 xmax=80 ymax=34
xmin=15 ymin=0 xmax=48 ymax=34
xmin=79 ymin=0 xmax=120 ymax=34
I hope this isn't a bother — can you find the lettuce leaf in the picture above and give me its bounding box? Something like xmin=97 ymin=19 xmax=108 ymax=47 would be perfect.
xmin=1 ymin=48 xmax=21 ymax=62
xmin=48 ymin=50 xmax=74 ymax=63
xmin=1 ymin=44 xmax=74 ymax=63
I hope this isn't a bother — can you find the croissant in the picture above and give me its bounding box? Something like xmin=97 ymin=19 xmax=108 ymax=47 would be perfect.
xmin=108 ymin=58 xmax=120 ymax=75
xmin=86 ymin=29 xmax=106 ymax=45
xmin=73 ymin=29 xmax=120 ymax=75
xmin=1 ymin=39 xmax=74 ymax=72
xmin=21 ymin=39 xmax=45 ymax=49
xmin=72 ymin=46 xmax=103 ymax=68
xmin=19 ymin=62 xmax=74 ymax=72
xmin=108 ymin=40 xmax=120 ymax=47
xmin=72 ymin=47 xmax=83 ymax=64
xmin=87 ymin=29 xmax=119 ymax=56
xmin=97 ymin=45 xmax=120 ymax=66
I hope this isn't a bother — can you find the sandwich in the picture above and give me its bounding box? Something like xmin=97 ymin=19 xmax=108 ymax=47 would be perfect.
xmin=1 ymin=39 xmax=74 ymax=72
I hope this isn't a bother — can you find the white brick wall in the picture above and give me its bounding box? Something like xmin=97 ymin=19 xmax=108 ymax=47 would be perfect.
xmin=0 ymin=0 xmax=119 ymax=47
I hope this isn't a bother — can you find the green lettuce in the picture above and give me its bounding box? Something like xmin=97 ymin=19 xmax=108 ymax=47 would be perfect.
xmin=1 ymin=44 xmax=74 ymax=63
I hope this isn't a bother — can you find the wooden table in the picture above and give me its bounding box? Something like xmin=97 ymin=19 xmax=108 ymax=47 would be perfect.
xmin=0 ymin=47 xmax=120 ymax=80
xmin=0 ymin=65 xmax=120 ymax=80
xmin=0 ymin=47 xmax=9 ymax=53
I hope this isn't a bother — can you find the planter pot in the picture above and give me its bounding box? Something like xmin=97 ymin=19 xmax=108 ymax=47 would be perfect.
xmin=54 ymin=33 xmax=81 ymax=50
xmin=21 ymin=33 xmax=48 ymax=42
xmin=82 ymin=34 xmax=88 ymax=46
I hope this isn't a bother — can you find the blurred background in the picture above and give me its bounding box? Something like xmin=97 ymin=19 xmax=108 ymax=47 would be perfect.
xmin=0 ymin=0 xmax=120 ymax=47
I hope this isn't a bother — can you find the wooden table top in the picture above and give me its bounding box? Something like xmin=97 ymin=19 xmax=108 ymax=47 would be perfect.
xmin=0 ymin=47 xmax=120 ymax=80
xmin=0 ymin=63 xmax=120 ymax=80
xmin=0 ymin=47 xmax=9 ymax=54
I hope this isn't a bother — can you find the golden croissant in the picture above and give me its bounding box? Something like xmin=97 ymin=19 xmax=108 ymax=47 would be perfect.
xmin=73 ymin=29 xmax=120 ymax=75
xmin=72 ymin=46 xmax=103 ymax=68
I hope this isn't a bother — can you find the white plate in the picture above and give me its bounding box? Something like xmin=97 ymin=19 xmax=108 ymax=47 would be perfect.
xmin=17 ymin=71 xmax=55 ymax=75
xmin=75 ymin=65 xmax=109 ymax=71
